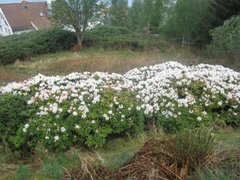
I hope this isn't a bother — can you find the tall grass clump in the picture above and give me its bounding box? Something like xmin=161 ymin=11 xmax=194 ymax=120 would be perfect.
xmin=170 ymin=128 xmax=218 ymax=169
xmin=114 ymin=127 xmax=218 ymax=179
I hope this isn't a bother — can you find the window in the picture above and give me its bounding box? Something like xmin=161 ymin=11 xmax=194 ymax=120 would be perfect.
xmin=0 ymin=25 xmax=2 ymax=32
xmin=0 ymin=14 xmax=3 ymax=19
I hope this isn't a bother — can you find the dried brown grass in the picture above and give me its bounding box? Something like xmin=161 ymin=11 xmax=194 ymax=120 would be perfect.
xmin=0 ymin=66 xmax=29 ymax=83
xmin=112 ymin=139 xmax=188 ymax=180
xmin=112 ymin=128 xmax=218 ymax=180
xmin=0 ymin=48 xmax=239 ymax=84
xmin=62 ymin=154 xmax=110 ymax=180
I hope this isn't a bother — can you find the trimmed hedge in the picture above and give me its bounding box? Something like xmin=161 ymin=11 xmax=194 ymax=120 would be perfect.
xmin=0 ymin=29 xmax=77 ymax=65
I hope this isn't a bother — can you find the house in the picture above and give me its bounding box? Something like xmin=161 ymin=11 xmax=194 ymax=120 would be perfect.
xmin=0 ymin=1 xmax=52 ymax=36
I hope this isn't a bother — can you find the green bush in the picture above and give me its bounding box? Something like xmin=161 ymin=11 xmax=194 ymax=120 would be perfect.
xmin=0 ymin=29 xmax=77 ymax=65
xmin=209 ymin=16 xmax=240 ymax=55
xmin=13 ymin=89 xmax=144 ymax=151
xmin=0 ymin=94 xmax=37 ymax=150
xmin=83 ymin=26 xmax=169 ymax=51
xmin=87 ymin=26 xmax=131 ymax=36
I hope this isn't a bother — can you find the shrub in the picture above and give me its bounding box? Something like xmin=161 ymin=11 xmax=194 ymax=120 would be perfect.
xmin=13 ymin=89 xmax=144 ymax=151
xmin=0 ymin=61 xmax=239 ymax=152
xmin=0 ymin=29 xmax=77 ymax=65
xmin=156 ymin=81 xmax=219 ymax=132
xmin=209 ymin=15 xmax=240 ymax=56
xmin=0 ymin=94 xmax=37 ymax=150
xmin=83 ymin=26 xmax=169 ymax=51
xmin=125 ymin=62 xmax=240 ymax=132
xmin=87 ymin=26 xmax=131 ymax=36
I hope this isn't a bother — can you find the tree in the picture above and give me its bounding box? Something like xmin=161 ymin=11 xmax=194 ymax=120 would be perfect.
xmin=149 ymin=0 xmax=164 ymax=33
xmin=142 ymin=0 xmax=153 ymax=32
xmin=129 ymin=0 xmax=145 ymax=32
xmin=163 ymin=0 xmax=212 ymax=46
xmin=209 ymin=15 xmax=240 ymax=55
xmin=129 ymin=0 xmax=165 ymax=33
xmin=109 ymin=0 xmax=129 ymax=27
xmin=210 ymin=0 xmax=240 ymax=28
xmin=51 ymin=0 xmax=104 ymax=46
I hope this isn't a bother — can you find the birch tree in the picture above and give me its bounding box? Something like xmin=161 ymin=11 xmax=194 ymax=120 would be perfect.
xmin=52 ymin=0 xmax=104 ymax=46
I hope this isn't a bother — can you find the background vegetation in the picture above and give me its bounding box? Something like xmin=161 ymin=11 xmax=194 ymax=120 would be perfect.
xmin=0 ymin=29 xmax=77 ymax=65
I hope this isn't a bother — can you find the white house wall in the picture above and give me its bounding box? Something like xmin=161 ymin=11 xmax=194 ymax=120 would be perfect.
xmin=0 ymin=8 xmax=13 ymax=36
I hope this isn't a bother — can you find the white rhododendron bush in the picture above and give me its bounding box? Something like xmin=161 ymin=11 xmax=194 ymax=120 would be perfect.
xmin=0 ymin=61 xmax=240 ymax=151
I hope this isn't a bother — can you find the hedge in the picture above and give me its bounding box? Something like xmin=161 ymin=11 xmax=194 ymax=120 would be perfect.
xmin=0 ymin=29 xmax=77 ymax=65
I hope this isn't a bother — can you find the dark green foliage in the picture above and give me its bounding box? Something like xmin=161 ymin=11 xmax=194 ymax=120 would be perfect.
xmin=142 ymin=0 xmax=154 ymax=31
xmin=0 ymin=94 xmax=37 ymax=150
xmin=210 ymin=0 xmax=240 ymax=28
xmin=110 ymin=0 xmax=129 ymax=28
xmin=209 ymin=16 xmax=240 ymax=56
xmin=83 ymin=26 xmax=169 ymax=51
xmin=149 ymin=0 xmax=164 ymax=33
xmin=0 ymin=29 xmax=77 ymax=65
xmin=129 ymin=0 xmax=145 ymax=32
xmin=128 ymin=0 xmax=164 ymax=33
xmin=87 ymin=26 xmax=131 ymax=36
xmin=163 ymin=0 xmax=240 ymax=46
xmin=162 ymin=0 xmax=212 ymax=46
xmin=13 ymin=89 xmax=145 ymax=151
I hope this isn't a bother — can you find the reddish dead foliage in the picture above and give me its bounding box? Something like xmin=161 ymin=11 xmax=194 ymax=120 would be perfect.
xmin=70 ymin=44 xmax=82 ymax=52
xmin=112 ymin=139 xmax=189 ymax=180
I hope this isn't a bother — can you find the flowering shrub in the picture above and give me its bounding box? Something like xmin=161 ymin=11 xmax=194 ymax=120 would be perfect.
xmin=0 ymin=94 xmax=37 ymax=150
xmin=126 ymin=62 xmax=240 ymax=131
xmin=0 ymin=61 xmax=240 ymax=151
xmin=13 ymin=89 xmax=144 ymax=150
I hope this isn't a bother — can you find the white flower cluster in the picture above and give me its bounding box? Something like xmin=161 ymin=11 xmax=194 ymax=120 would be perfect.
xmin=126 ymin=62 xmax=240 ymax=119
xmin=1 ymin=61 xmax=240 ymax=121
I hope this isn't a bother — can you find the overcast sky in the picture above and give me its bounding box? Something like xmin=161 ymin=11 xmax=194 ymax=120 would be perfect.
xmin=0 ymin=0 xmax=133 ymax=6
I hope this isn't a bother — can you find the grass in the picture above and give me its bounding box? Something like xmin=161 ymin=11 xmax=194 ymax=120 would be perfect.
xmin=0 ymin=128 xmax=239 ymax=179
xmin=215 ymin=128 xmax=240 ymax=149
xmin=0 ymin=133 xmax=146 ymax=179
xmin=1 ymin=47 xmax=239 ymax=84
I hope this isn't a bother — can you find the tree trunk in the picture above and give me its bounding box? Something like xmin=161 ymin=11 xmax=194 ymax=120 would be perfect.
xmin=76 ymin=33 xmax=83 ymax=47
xmin=75 ymin=28 xmax=85 ymax=47
xmin=181 ymin=32 xmax=185 ymax=48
